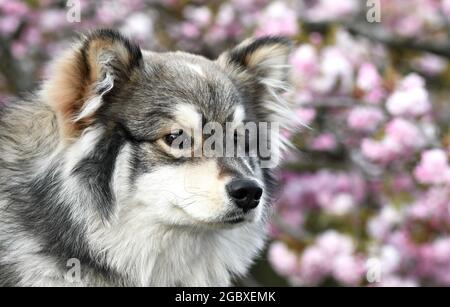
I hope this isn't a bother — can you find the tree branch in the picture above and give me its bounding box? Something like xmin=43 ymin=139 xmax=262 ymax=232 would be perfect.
xmin=300 ymin=97 xmax=362 ymax=108
xmin=344 ymin=21 xmax=450 ymax=58
xmin=303 ymin=19 xmax=450 ymax=59
xmin=0 ymin=29 xmax=33 ymax=94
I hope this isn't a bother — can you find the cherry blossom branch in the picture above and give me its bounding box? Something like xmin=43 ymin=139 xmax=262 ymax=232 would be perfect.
xmin=0 ymin=39 xmax=24 ymax=93
xmin=344 ymin=21 xmax=450 ymax=58
xmin=0 ymin=23 xmax=33 ymax=94
xmin=300 ymin=97 xmax=362 ymax=108
xmin=302 ymin=19 xmax=450 ymax=58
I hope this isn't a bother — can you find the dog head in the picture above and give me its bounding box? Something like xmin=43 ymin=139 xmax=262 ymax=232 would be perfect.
xmin=43 ymin=29 xmax=293 ymax=228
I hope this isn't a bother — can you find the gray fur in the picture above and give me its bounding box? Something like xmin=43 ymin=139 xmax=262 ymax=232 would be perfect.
xmin=0 ymin=30 xmax=292 ymax=287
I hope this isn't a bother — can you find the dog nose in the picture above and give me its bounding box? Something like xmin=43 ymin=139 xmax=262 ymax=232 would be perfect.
xmin=227 ymin=179 xmax=263 ymax=212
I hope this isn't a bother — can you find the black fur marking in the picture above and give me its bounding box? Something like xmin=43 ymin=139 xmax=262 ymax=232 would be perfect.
xmin=80 ymin=29 xmax=143 ymax=99
xmin=72 ymin=126 xmax=126 ymax=220
xmin=128 ymin=143 xmax=141 ymax=186
xmin=262 ymin=167 xmax=277 ymax=204
xmin=3 ymin=122 xmax=127 ymax=284
xmin=228 ymin=36 xmax=292 ymax=68
xmin=0 ymin=262 xmax=20 ymax=287
xmin=5 ymin=166 xmax=119 ymax=284
xmin=85 ymin=29 xmax=143 ymax=69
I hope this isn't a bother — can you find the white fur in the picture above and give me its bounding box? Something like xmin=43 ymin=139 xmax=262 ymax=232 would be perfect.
xmin=233 ymin=105 xmax=246 ymax=126
xmin=75 ymin=67 xmax=115 ymax=122
xmin=185 ymin=62 xmax=206 ymax=78
xmin=0 ymin=36 xmax=293 ymax=287
xmin=84 ymin=153 xmax=266 ymax=286
xmin=0 ymin=109 xmax=267 ymax=287
xmin=174 ymin=103 xmax=202 ymax=132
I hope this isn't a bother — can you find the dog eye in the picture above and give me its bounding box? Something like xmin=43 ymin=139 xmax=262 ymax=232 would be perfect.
xmin=164 ymin=129 xmax=184 ymax=147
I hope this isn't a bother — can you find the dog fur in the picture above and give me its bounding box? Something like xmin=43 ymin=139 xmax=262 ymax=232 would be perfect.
xmin=0 ymin=30 xmax=293 ymax=287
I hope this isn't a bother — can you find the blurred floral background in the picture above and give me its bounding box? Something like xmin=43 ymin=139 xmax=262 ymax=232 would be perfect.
xmin=2 ymin=0 xmax=450 ymax=287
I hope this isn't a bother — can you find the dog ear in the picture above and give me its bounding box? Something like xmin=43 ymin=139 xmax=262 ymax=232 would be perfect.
xmin=217 ymin=37 xmax=294 ymax=130
xmin=43 ymin=29 xmax=143 ymax=139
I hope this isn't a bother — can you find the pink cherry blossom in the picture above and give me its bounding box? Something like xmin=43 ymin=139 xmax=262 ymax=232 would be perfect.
xmin=333 ymin=254 xmax=364 ymax=286
xmin=386 ymin=74 xmax=431 ymax=117
xmin=368 ymin=206 xmax=402 ymax=240
xmin=179 ymin=22 xmax=201 ymax=39
xmin=347 ymin=106 xmax=384 ymax=132
xmin=378 ymin=245 xmax=402 ymax=276
xmin=443 ymin=0 xmax=450 ymax=19
xmin=255 ymin=2 xmax=299 ymax=37
xmin=431 ymin=238 xmax=450 ymax=264
xmin=408 ymin=187 xmax=450 ymax=223
xmin=314 ymin=47 xmax=353 ymax=94
xmin=396 ymin=16 xmax=423 ymax=37
xmin=290 ymin=44 xmax=319 ymax=76
xmin=413 ymin=54 xmax=448 ymax=76
xmin=120 ymin=13 xmax=154 ymax=42
xmin=184 ymin=6 xmax=212 ymax=27
xmin=297 ymin=231 xmax=364 ymax=286
xmin=414 ymin=149 xmax=450 ymax=185
xmin=0 ymin=0 xmax=29 ymax=16
xmin=357 ymin=62 xmax=382 ymax=92
xmin=310 ymin=133 xmax=337 ymax=152
xmin=39 ymin=9 xmax=68 ymax=32
xmin=268 ymin=242 xmax=299 ymax=277
xmin=385 ymin=118 xmax=426 ymax=150
xmin=305 ymin=0 xmax=360 ymax=22
xmin=317 ymin=231 xmax=355 ymax=255
xmin=361 ymin=138 xmax=399 ymax=163
xmin=357 ymin=62 xmax=385 ymax=104
xmin=299 ymin=246 xmax=330 ymax=285
xmin=295 ymin=107 xmax=316 ymax=126
xmin=0 ymin=15 xmax=20 ymax=35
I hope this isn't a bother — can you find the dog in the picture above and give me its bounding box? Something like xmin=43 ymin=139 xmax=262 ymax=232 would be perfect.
xmin=0 ymin=29 xmax=293 ymax=286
